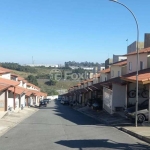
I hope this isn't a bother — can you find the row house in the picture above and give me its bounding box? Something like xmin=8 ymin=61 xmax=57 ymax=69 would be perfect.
xmin=101 ymin=60 xmax=127 ymax=114
xmin=0 ymin=67 xmax=47 ymax=112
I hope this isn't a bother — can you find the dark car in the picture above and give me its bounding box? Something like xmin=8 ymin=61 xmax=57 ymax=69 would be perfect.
xmin=92 ymin=101 xmax=103 ymax=111
xmin=39 ymin=101 xmax=47 ymax=108
xmin=61 ymin=99 xmax=69 ymax=105
xmin=43 ymin=99 xmax=50 ymax=104
xmin=124 ymin=99 xmax=149 ymax=123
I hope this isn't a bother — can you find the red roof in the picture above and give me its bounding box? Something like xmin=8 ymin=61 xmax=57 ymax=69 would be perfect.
xmin=0 ymin=83 xmax=11 ymax=91
xmin=100 ymin=68 xmax=110 ymax=73
xmin=8 ymin=86 xmax=27 ymax=95
xmin=124 ymin=47 xmax=150 ymax=56
xmin=111 ymin=60 xmax=127 ymax=66
xmin=0 ymin=67 xmax=11 ymax=72
xmin=0 ymin=78 xmax=20 ymax=86
xmin=122 ymin=68 xmax=150 ymax=84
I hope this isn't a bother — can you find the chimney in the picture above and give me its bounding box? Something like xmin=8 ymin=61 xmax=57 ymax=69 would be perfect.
xmin=144 ymin=33 xmax=150 ymax=48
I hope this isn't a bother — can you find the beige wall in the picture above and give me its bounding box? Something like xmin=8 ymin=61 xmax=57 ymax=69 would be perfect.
xmin=93 ymin=78 xmax=98 ymax=84
xmin=127 ymin=53 xmax=148 ymax=73
xmin=88 ymin=81 xmax=92 ymax=86
xmin=110 ymin=66 xmax=122 ymax=78
xmin=122 ymin=66 xmax=127 ymax=76
xmin=100 ymin=73 xmax=107 ymax=82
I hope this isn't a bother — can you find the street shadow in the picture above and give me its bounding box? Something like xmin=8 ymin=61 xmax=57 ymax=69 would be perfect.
xmin=51 ymin=100 xmax=105 ymax=126
xmin=55 ymin=139 xmax=150 ymax=150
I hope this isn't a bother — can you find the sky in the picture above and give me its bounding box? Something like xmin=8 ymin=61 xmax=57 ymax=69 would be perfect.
xmin=0 ymin=0 xmax=150 ymax=65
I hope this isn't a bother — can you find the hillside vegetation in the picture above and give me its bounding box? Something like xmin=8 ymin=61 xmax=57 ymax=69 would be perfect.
xmin=11 ymin=67 xmax=78 ymax=95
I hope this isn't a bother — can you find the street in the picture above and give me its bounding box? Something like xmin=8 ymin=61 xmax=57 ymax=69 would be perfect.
xmin=0 ymin=100 xmax=149 ymax=150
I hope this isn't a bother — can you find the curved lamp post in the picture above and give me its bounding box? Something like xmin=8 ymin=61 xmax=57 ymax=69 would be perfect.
xmin=109 ymin=0 xmax=139 ymax=127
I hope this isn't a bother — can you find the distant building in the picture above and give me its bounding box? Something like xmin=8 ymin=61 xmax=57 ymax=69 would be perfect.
xmin=144 ymin=33 xmax=150 ymax=48
xmin=105 ymin=58 xmax=113 ymax=69
xmin=127 ymin=41 xmax=144 ymax=54
xmin=113 ymin=54 xmax=127 ymax=63
xmin=93 ymin=64 xmax=105 ymax=74
xmin=27 ymin=64 xmax=59 ymax=67
xmin=69 ymin=66 xmax=93 ymax=70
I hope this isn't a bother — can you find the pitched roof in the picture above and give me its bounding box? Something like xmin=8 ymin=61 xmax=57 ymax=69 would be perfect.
xmin=8 ymin=86 xmax=27 ymax=95
xmin=0 ymin=67 xmax=11 ymax=74
xmin=26 ymin=89 xmax=47 ymax=97
xmin=111 ymin=60 xmax=127 ymax=66
xmin=121 ymin=68 xmax=150 ymax=84
xmin=124 ymin=47 xmax=150 ymax=56
xmin=0 ymin=67 xmax=11 ymax=72
xmin=0 ymin=83 xmax=11 ymax=91
xmin=100 ymin=68 xmax=110 ymax=73
xmin=11 ymin=74 xmax=19 ymax=77
xmin=0 ymin=78 xmax=20 ymax=86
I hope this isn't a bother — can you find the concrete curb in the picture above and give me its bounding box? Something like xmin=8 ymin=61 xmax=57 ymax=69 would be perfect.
xmin=120 ymin=127 xmax=150 ymax=144
xmin=74 ymin=107 xmax=150 ymax=144
xmin=0 ymin=108 xmax=39 ymax=137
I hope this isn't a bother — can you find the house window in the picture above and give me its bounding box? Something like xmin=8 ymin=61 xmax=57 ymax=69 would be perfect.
xmin=118 ymin=71 xmax=120 ymax=77
xmin=129 ymin=62 xmax=132 ymax=71
xmin=140 ymin=61 xmax=144 ymax=70
xmin=105 ymin=77 xmax=107 ymax=81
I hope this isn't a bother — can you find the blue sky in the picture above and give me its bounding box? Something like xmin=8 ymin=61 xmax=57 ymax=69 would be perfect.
xmin=0 ymin=0 xmax=150 ymax=65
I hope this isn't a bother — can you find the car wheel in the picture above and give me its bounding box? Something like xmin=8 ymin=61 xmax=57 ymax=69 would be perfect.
xmin=137 ymin=114 xmax=146 ymax=123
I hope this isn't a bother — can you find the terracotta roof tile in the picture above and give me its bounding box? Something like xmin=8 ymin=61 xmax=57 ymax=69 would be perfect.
xmin=111 ymin=60 xmax=127 ymax=66
xmin=8 ymin=86 xmax=27 ymax=95
xmin=124 ymin=47 xmax=150 ymax=56
xmin=100 ymin=68 xmax=110 ymax=73
xmin=0 ymin=83 xmax=11 ymax=91
xmin=121 ymin=68 xmax=150 ymax=84
xmin=0 ymin=78 xmax=20 ymax=86
xmin=0 ymin=67 xmax=11 ymax=72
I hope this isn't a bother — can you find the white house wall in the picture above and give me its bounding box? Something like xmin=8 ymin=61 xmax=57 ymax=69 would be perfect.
xmin=1 ymin=73 xmax=11 ymax=79
xmin=0 ymin=91 xmax=5 ymax=111
xmin=103 ymin=87 xmax=113 ymax=114
xmin=21 ymin=94 xmax=25 ymax=107
xmin=8 ymin=92 xmax=19 ymax=108
xmin=112 ymin=83 xmax=127 ymax=112
xmin=8 ymin=98 xmax=13 ymax=108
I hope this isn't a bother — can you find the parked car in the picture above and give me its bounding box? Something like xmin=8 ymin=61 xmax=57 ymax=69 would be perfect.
xmin=124 ymin=99 xmax=149 ymax=123
xmin=61 ymin=99 xmax=69 ymax=105
xmin=43 ymin=99 xmax=50 ymax=104
xmin=39 ymin=100 xmax=47 ymax=108
xmin=57 ymin=98 xmax=62 ymax=101
xmin=87 ymin=99 xmax=93 ymax=107
xmin=69 ymin=100 xmax=76 ymax=107
xmin=92 ymin=102 xmax=100 ymax=110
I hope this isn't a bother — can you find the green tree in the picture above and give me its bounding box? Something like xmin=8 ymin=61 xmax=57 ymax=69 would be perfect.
xmin=26 ymin=75 xmax=38 ymax=86
xmin=45 ymin=79 xmax=57 ymax=86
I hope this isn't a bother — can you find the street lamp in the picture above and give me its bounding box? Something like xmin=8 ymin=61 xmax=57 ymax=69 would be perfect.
xmin=109 ymin=0 xmax=139 ymax=127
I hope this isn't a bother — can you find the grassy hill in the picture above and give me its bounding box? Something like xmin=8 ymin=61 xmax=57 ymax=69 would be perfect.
xmin=12 ymin=67 xmax=78 ymax=95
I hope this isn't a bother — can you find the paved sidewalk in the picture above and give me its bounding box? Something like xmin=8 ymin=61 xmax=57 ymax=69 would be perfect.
xmin=0 ymin=107 xmax=38 ymax=136
xmin=74 ymin=105 xmax=150 ymax=144
xmin=75 ymin=106 xmax=131 ymax=126
xmin=121 ymin=126 xmax=150 ymax=144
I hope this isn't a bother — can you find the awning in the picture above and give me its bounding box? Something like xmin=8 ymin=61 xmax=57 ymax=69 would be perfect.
xmin=121 ymin=68 xmax=150 ymax=84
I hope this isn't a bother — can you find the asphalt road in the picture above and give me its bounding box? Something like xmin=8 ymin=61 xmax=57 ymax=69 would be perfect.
xmin=0 ymin=100 xmax=150 ymax=150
